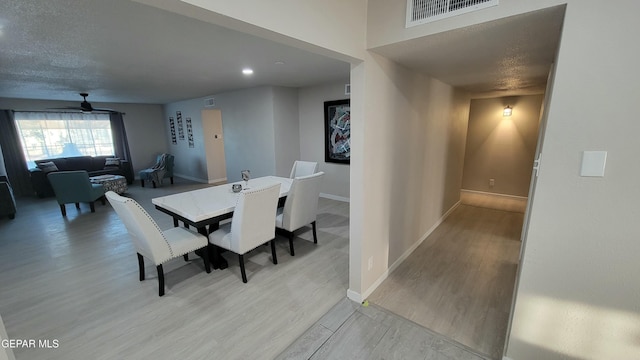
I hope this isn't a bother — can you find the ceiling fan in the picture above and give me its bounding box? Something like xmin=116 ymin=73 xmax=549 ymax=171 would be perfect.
xmin=53 ymin=93 xmax=118 ymax=113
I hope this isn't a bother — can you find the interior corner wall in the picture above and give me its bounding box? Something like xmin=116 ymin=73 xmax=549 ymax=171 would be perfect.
xmin=272 ymin=87 xmax=300 ymax=178
xmin=349 ymin=52 xmax=469 ymax=298
xmin=0 ymin=97 xmax=166 ymax=177
xmin=298 ymin=82 xmax=351 ymax=199
xmin=462 ymin=95 xmax=543 ymax=197
xmin=164 ymin=87 xmax=276 ymax=183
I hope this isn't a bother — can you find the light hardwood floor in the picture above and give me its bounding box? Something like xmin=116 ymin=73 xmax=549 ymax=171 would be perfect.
xmin=368 ymin=204 xmax=523 ymax=359
xmin=0 ymin=179 xmax=349 ymax=359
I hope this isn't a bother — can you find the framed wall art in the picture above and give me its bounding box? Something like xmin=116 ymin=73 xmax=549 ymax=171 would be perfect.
xmin=324 ymin=99 xmax=350 ymax=164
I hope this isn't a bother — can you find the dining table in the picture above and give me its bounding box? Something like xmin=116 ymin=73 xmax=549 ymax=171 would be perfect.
xmin=152 ymin=176 xmax=292 ymax=269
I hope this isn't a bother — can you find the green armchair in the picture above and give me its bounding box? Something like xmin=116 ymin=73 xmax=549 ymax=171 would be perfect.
xmin=47 ymin=171 xmax=106 ymax=216
xmin=0 ymin=175 xmax=16 ymax=220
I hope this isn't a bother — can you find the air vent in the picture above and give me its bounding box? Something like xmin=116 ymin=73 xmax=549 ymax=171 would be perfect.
xmin=204 ymin=98 xmax=215 ymax=107
xmin=345 ymin=84 xmax=351 ymax=96
xmin=406 ymin=0 xmax=498 ymax=27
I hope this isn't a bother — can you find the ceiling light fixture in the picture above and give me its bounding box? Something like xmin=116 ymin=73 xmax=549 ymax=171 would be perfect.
xmin=503 ymin=106 xmax=513 ymax=117
xmin=242 ymin=68 xmax=254 ymax=75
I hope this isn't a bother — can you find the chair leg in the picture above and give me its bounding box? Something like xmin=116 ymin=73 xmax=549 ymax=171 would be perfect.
xmin=137 ymin=253 xmax=145 ymax=281
xmin=312 ymin=221 xmax=318 ymax=244
xmin=238 ymin=254 xmax=247 ymax=283
xmin=89 ymin=201 xmax=95 ymax=213
xmin=141 ymin=179 xmax=145 ymax=187
xmin=101 ymin=196 xmax=106 ymax=205
xmin=203 ymin=245 xmax=211 ymax=273
xmin=288 ymin=231 xmax=295 ymax=256
xmin=170 ymin=177 xmax=174 ymax=185
xmin=59 ymin=204 xmax=66 ymax=216
xmin=75 ymin=202 xmax=80 ymax=209
xmin=152 ymin=181 xmax=157 ymax=188
xmin=183 ymin=254 xmax=189 ymax=261
xmin=157 ymin=264 xmax=165 ymax=296
xmin=270 ymin=240 xmax=278 ymax=265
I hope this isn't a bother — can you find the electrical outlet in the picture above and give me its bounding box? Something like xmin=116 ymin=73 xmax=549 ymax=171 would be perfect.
xmin=489 ymin=178 xmax=495 ymax=187
xmin=368 ymin=257 xmax=373 ymax=270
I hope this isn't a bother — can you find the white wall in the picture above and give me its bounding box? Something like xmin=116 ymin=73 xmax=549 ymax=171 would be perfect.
xmin=349 ymin=52 xmax=470 ymax=299
xmin=272 ymin=87 xmax=300 ymax=178
xmin=298 ymin=82 xmax=351 ymax=200
xmin=366 ymin=1 xmax=640 ymax=359
xmin=0 ymin=97 xmax=167 ymax=176
xmin=140 ymin=0 xmax=367 ymax=62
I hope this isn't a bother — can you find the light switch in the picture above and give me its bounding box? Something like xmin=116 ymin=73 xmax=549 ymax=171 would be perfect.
xmin=580 ymin=151 xmax=607 ymax=177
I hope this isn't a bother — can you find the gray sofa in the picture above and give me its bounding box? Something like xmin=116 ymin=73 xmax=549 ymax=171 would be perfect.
xmin=29 ymin=156 xmax=132 ymax=197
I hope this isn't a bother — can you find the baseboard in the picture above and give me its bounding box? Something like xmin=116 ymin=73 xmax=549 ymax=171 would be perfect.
xmin=207 ymin=177 xmax=227 ymax=184
xmin=460 ymin=189 xmax=527 ymax=213
xmin=360 ymin=200 xmax=461 ymax=301
xmin=172 ymin=173 xmax=208 ymax=183
xmin=346 ymin=289 xmax=362 ymax=303
xmin=320 ymin=193 xmax=350 ymax=202
xmin=460 ymin=189 xmax=527 ymax=200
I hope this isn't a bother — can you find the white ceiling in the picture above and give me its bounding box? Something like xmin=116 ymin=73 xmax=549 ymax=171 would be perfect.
xmin=372 ymin=6 xmax=565 ymax=96
xmin=0 ymin=1 xmax=564 ymax=105
xmin=0 ymin=0 xmax=351 ymax=104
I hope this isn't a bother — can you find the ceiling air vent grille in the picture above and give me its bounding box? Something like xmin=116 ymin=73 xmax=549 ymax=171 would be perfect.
xmin=406 ymin=0 xmax=498 ymax=27
xmin=204 ymin=98 xmax=215 ymax=107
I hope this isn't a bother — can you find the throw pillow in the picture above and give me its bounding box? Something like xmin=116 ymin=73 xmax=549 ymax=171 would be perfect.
xmin=104 ymin=157 xmax=121 ymax=169
xmin=37 ymin=161 xmax=59 ymax=173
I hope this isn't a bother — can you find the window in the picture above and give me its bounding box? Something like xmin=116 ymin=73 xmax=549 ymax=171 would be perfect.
xmin=15 ymin=112 xmax=115 ymax=168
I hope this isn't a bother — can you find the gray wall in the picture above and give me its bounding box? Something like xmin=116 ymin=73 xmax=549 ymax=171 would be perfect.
xmin=0 ymin=97 xmax=167 ymax=176
xmin=272 ymin=87 xmax=300 ymax=178
xmin=164 ymin=83 xmax=352 ymax=200
xmin=164 ymin=97 xmax=218 ymax=182
xmin=462 ymin=95 xmax=543 ymax=197
xmin=298 ymin=82 xmax=350 ymax=200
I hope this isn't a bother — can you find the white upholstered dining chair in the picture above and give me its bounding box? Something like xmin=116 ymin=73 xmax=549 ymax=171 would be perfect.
xmin=276 ymin=172 xmax=324 ymax=256
xmin=106 ymin=191 xmax=210 ymax=296
xmin=289 ymin=160 xmax=319 ymax=178
xmin=208 ymin=183 xmax=281 ymax=283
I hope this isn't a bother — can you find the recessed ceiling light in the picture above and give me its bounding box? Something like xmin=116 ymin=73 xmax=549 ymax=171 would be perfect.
xmin=242 ymin=68 xmax=254 ymax=75
xmin=275 ymin=61 xmax=285 ymax=65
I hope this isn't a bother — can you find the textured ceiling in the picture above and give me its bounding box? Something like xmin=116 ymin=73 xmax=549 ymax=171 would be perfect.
xmin=371 ymin=6 xmax=565 ymax=96
xmin=0 ymin=0 xmax=351 ymax=104
xmin=0 ymin=1 xmax=564 ymax=105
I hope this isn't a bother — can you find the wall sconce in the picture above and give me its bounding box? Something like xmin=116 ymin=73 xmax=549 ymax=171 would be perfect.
xmin=503 ymin=106 xmax=513 ymax=117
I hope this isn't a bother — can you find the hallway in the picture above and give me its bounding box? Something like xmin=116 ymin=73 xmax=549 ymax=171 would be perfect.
xmin=368 ymin=204 xmax=523 ymax=359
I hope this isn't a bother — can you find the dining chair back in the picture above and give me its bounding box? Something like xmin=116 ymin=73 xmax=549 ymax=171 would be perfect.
xmin=209 ymin=183 xmax=281 ymax=283
xmin=230 ymin=183 xmax=281 ymax=254
xmin=289 ymin=160 xmax=318 ymax=178
xmin=106 ymin=191 xmax=210 ymax=296
xmin=277 ymin=172 xmax=324 ymax=255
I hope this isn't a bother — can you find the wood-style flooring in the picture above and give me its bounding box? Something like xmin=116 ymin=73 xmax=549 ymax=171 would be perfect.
xmin=0 ymin=178 xmax=349 ymax=359
xmin=368 ymin=204 xmax=523 ymax=359
xmin=277 ymin=297 xmax=490 ymax=360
